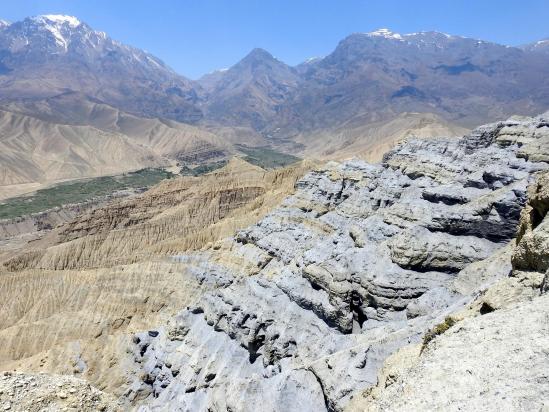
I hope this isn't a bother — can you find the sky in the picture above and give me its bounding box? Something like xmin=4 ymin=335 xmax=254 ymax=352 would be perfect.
xmin=1 ymin=0 xmax=548 ymax=79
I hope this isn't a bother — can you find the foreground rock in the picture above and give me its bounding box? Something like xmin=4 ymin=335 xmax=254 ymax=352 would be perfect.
xmin=348 ymin=293 xmax=549 ymax=412
xmin=125 ymin=113 xmax=549 ymax=411
xmin=348 ymin=169 xmax=549 ymax=411
xmin=0 ymin=371 xmax=119 ymax=411
xmin=0 ymin=159 xmax=310 ymax=399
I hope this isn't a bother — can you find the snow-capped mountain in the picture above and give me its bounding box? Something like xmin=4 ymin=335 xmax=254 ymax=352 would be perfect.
xmin=1 ymin=16 xmax=549 ymax=139
xmin=197 ymin=27 xmax=549 ymax=135
xmin=0 ymin=15 xmax=201 ymax=122
xmin=0 ymin=15 xmax=169 ymax=69
xmin=522 ymin=38 xmax=549 ymax=54
xmin=365 ymin=28 xmax=404 ymax=40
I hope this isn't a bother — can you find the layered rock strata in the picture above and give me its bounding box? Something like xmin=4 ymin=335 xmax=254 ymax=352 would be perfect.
xmin=127 ymin=113 xmax=549 ymax=411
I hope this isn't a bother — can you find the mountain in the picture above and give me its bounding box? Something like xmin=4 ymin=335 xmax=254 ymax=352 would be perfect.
xmin=2 ymin=18 xmax=549 ymax=140
xmin=2 ymin=17 xmax=549 ymax=197
xmin=522 ymin=38 xmax=549 ymax=54
xmin=0 ymin=15 xmax=202 ymax=123
xmin=0 ymin=94 xmax=230 ymax=193
xmin=0 ymin=108 xmax=162 ymax=187
xmin=279 ymin=29 xmax=549 ymax=135
xmin=198 ymin=29 xmax=549 ymax=139
xmin=199 ymin=48 xmax=300 ymax=131
xmin=2 ymin=91 xmax=229 ymax=161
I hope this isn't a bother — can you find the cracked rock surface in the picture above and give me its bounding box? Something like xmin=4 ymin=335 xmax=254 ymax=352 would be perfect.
xmin=127 ymin=113 xmax=549 ymax=411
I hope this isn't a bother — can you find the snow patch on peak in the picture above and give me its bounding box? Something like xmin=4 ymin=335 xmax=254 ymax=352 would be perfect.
xmin=405 ymin=31 xmax=453 ymax=39
xmin=304 ymin=56 xmax=322 ymax=64
xmin=35 ymin=15 xmax=81 ymax=27
xmin=366 ymin=28 xmax=403 ymax=40
xmin=30 ymin=15 xmax=83 ymax=50
xmin=0 ymin=19 xmax=10 ymax=27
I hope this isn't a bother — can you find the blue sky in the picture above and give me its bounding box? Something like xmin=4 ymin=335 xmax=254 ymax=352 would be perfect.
xmin=2 ymin=0 xmax=548 ymax=79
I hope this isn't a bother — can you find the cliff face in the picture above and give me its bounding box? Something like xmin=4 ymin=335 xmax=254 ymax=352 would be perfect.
xmin=121 ymin=114 xmax=549 ymax=410
xmin=2 ymin=114 xmax=549 ymax=411
xmin=348 ymin=169 xmax=549 ymax=412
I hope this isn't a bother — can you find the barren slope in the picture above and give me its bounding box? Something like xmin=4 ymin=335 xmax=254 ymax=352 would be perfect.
xmin=0 ymin=109 xmax=163 ymax=187
xmin=0 ymin=100 xmax=234 ymax=199
xmin=2 ymin=114 xmax=549 ymax=411
xmin=3 ymin=92 xmax=232 ymax=161
xmin=0 ymin=159 xmax=311 ymax=400
xmin=296 ymin=112 xmax=468 ymax=161
xmin=2 ymin=158 xmax=312 ymax=270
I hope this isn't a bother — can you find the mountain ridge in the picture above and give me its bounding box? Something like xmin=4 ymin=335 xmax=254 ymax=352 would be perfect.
xmin=1 ymin=15 xmax=549 ymax=200
xmin=2 ymin=15 xmax=548 ymax=134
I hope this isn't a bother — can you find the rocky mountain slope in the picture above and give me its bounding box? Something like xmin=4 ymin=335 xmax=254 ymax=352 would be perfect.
xmin=1 ymin=16 xmax=548 ymax=165
xmin=1 ymin=113 xmax=549 ymax=411
xmin=0 ymin=15 xmax=200 ymax=123
xmin=0 ymin=159 xmax=311 ymax=397
xmin=115 ymin=113 xmax=548 ymax=411
xmin=350 ymin=168 xmax=549 ymax=411
xmin=199 ymin=48 xmax=300 ymax=132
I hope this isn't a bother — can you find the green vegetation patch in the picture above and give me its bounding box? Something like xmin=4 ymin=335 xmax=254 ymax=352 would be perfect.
xmin=180 ymin=160 xmax=228 ymax=176
xmin=235 ymin=145 xmax=300 ymax=169
xmin=0 ymin=168 xmax=174 ymax=220
xmin=421 ymin=316 xmax=457 ymax=353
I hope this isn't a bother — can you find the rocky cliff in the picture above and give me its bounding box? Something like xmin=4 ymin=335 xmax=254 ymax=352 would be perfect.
xmin=349 ymin=168 xmax=549 ymax=411
xmin=2 ymin=113 xmax=549 ymax=411
xmin=119 ymin=113 xmax=549 ymax=411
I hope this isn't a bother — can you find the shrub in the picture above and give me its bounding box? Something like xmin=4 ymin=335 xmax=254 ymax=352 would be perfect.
xmin=420 ymin=316 xmax=457 ymax=353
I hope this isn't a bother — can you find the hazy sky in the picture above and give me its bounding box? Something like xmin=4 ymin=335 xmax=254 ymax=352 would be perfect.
xmin=2 ymin=0 xmax=548 ymax=79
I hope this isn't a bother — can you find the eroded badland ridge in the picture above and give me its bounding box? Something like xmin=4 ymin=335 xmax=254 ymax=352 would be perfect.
xmin=1 ymin=113 xmax=549 ymax=411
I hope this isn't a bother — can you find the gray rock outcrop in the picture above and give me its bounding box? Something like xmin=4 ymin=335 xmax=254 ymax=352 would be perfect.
xmin=126 ymin=113 xmax=549 ymax=411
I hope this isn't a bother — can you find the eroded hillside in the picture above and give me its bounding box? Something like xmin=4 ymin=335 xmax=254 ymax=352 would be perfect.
xmin=120 ymin=113 xmax=546 ymax=411
xmin=2 ymin=158 xmax=312 ymax=270
xmin=0 ymin=158 xmax=311 ymax=399
xmin=1 ymin=114 xmax=549 ymax=411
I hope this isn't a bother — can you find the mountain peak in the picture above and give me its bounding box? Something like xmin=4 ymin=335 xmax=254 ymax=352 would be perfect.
xmin=244 ymin=47 xmax=276 ymax=61
xmin=22 ymin=15 xmax=86 ymax=50
xmin=0 ymin=19 xmax=10 ymax=28
xmin=232 ymin=47 xmax=284 ymax=70
xmin=522 ymin=38 xmax=549 ymax=54
xmin=31 ymin=15 xmax=82 ymax=27
xmin=31 ymin=14 xmax=82 ymax=27
xmin=366 ymin=28 xmax=403 ymax=40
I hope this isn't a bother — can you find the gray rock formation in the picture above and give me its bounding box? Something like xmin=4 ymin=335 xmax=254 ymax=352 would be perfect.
xmin=348 ymin=168 xmax=549 ymax=411
xmin=127 ymin=113 xmax=549 ymax=411
xmin=348 ymin=293 xmax=549 ymax=412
